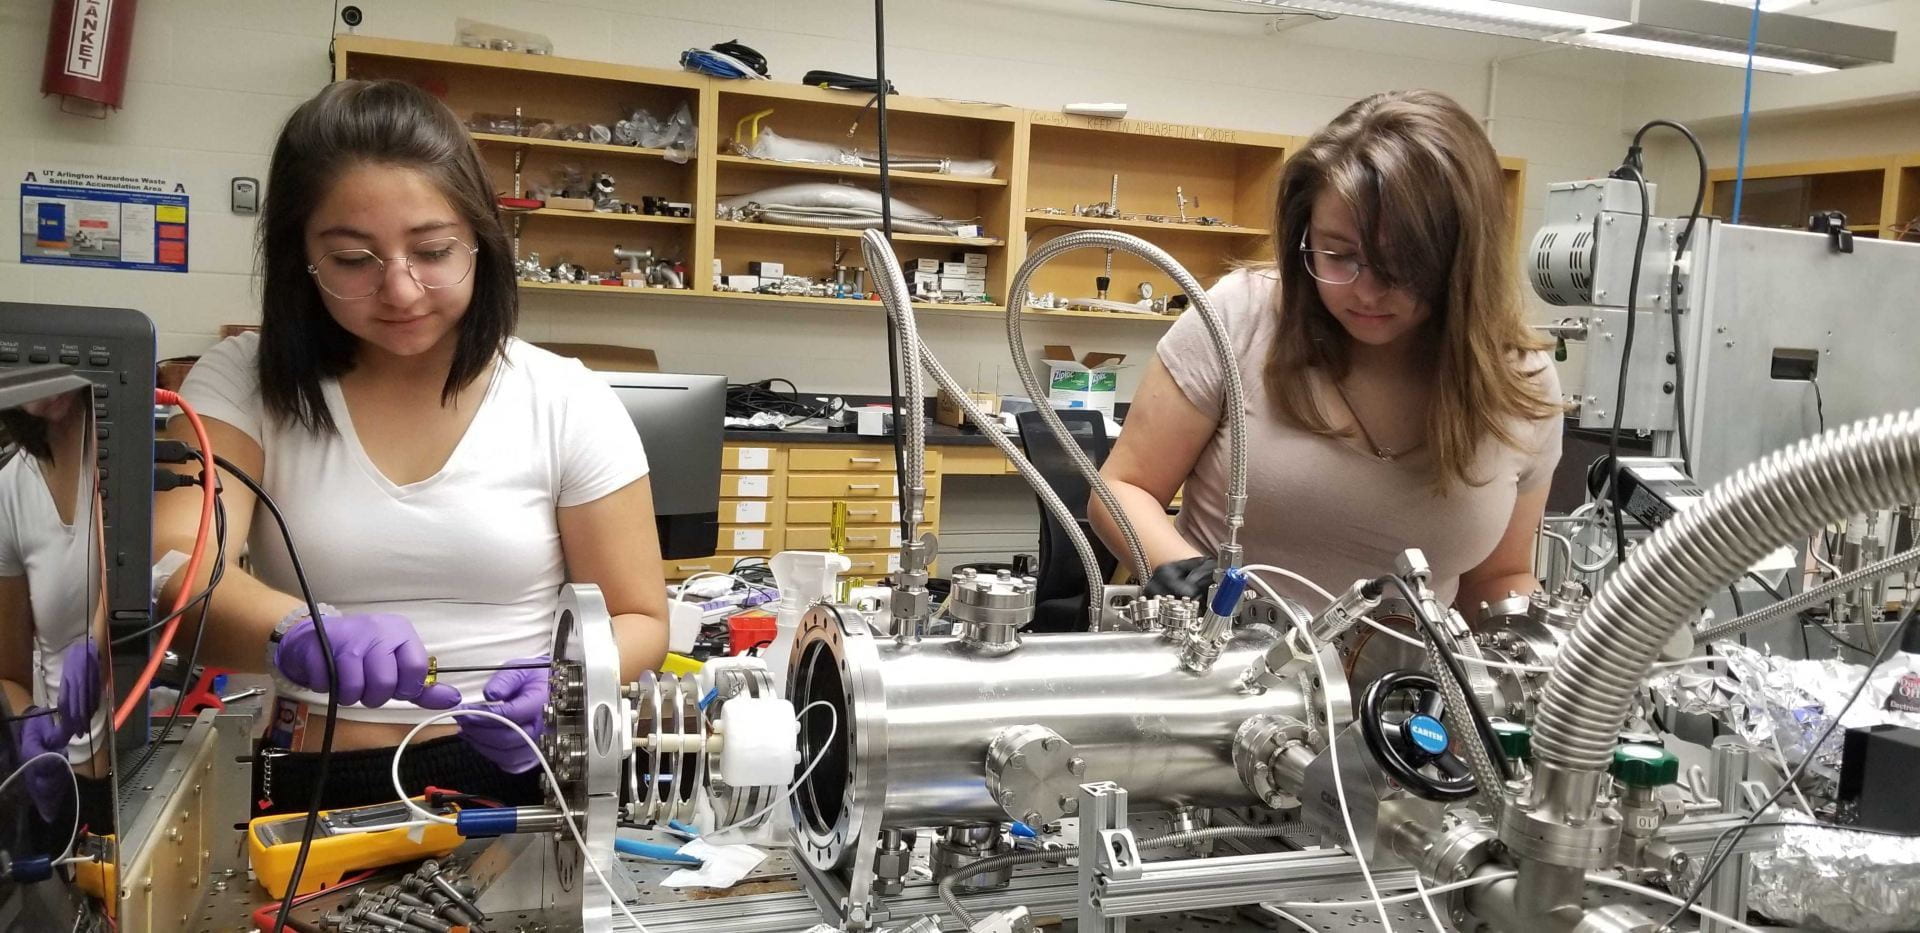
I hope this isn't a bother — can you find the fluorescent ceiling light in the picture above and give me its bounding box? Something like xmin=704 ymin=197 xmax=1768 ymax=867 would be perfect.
xmin=1560 ymin=30 xmax=1837 ymax=73
xmin=1238 ymin=0 xmax=1892 ymax=72
xmin=1269 ymin=0 xmax=1629 ymax=39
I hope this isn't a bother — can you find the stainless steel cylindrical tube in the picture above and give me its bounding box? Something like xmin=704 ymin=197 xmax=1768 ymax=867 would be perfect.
xmin=788 ymin=603 xmax=1341 ymax=873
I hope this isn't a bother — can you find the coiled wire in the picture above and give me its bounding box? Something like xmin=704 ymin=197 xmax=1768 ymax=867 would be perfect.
xmin=1532 ymin=411 xmax=1920 ymax=781
xmin=1695 ymin=543 xmax=1920 ymax=642
xmin=1003 ymin=231 xmax=1252 ymax=584
xmin=861 ymin=230 xmax=1107 ymax=629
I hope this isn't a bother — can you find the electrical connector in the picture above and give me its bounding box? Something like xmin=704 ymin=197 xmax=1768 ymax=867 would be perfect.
xmin=153 ymin=468 xmax=200 ymax=493
xmin=153 ymin=439 xmax=198 ymax=464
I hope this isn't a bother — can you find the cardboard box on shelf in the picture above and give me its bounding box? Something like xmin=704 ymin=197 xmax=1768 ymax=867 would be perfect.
xmin=1041 ymin=345 xmax=1128 ymax=416
xmin=915 ymin=258 xmax=941 ymax=274
xmin=957 ymin=251 xmax=989 ymax=269
xmin=934 ymin=386 xmax=1002 ymax=427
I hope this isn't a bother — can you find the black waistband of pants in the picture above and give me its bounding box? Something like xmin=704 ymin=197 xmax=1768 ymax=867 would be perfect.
xmin=251 ymin=735 xmax=545 ymax=818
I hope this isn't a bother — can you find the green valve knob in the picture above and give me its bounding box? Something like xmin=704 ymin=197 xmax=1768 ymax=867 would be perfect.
xmin=1492 ymin=721 xmax=1532 ymax=761
xmin=1610 ymin=744 xmax=1679 ymax=788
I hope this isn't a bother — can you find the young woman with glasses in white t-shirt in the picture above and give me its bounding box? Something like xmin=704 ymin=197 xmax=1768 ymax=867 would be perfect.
xmin=152 ymin=80 xmax=670 ymax=812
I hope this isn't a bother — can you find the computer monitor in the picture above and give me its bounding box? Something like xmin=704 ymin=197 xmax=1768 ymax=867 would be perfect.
xmin=599 ymin=372 xmax=725 ymax=560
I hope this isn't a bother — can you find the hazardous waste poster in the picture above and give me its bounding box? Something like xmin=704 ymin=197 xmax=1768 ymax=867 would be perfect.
xmin=19 ymin=169 xmax=188 ymax=273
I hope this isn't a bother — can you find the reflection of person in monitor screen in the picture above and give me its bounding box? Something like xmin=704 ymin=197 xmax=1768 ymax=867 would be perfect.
xmin=0 ymin=389 xmax=113 ymax=846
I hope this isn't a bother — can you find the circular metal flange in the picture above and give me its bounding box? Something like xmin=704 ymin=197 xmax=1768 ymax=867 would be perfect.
xmin=950 ymin=569 xmax=1037 ymax=653
xmin=984 ymin=724 xmax=1085 ymax=826
xmin=1232 ymin=715 xmax=1310 ymax=809
xmin=791 ymin=601 xmax=887 ymax=874
xmin=1530 ymin=581 xmax=1590 ymax=629
xmin=1499 ymin=802 xmax=1622 ymax=870
xmin=543 ymin=585 xmax=626 ymax=816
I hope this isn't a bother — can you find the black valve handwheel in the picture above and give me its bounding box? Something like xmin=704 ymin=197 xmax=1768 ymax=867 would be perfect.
xmin=1359 ymin=670 xmax=1478 ymax=801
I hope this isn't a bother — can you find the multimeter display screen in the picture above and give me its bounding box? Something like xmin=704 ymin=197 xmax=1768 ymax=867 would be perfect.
xmin=254 ymin=799 xmax=454 ymax=846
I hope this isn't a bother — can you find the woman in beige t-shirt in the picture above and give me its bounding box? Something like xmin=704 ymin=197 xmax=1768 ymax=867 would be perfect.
xmin=1092 ymin=89 xmax=1564 ymax=613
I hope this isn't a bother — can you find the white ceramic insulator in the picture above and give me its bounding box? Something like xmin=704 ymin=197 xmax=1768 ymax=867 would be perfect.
xmin=717 ymin=697 xmax=801 ymax=786
xmin=635 ymin=733 xmax=715 ymax=754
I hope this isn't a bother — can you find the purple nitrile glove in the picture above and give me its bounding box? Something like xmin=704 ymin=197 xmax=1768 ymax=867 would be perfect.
xmin=271 ymin=613 xmax=462 ymax=709
xmin=56 ymin=640 xmax=101 ymax=737
xmin=457 ymin=657 xmax=550 ymax=774
xmin=17 ymin=709 xmax=75 ymax=823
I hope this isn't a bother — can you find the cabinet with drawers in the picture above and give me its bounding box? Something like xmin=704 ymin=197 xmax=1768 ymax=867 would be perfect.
xmin=669 ymin=441 xmax=944 ymax=581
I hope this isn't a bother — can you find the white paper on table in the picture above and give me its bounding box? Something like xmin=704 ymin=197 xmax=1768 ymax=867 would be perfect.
xmin=661 ymin=838 xmax=769 ymax=889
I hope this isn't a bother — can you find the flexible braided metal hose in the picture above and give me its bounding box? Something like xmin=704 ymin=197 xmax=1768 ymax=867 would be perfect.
xmin=1532 ymin=411 xmax=1920 ymax=782
xmin=862 ymin=231 xmax=1107 ymax=629
xmin=1003 ymin=231 xmax=1252 ymax=584
xmin=936 ymin=823 xmax=1292 ymax=928
xmin=1419 ymin=623 xmax=1508 ymax=819
xmin=865 ymin=231 xmax=927 ymax=523
xmin=1695 ymin=543 xmax=1920 ymax=642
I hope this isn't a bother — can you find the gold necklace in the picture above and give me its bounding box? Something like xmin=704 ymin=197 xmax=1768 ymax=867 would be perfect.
xmin=1330 ymin=378 xmax=1420 ymax=462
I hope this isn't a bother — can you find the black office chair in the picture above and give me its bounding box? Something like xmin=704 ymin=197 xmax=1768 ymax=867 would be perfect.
xmin=1015 ymin=410 xmax=1121 ymax=632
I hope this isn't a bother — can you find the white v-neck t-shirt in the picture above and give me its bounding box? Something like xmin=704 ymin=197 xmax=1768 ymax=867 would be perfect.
xmin=0 ymin=451 xmax=110 ymax=761
xmin=181 ymin=334 xmax=648 ymax=722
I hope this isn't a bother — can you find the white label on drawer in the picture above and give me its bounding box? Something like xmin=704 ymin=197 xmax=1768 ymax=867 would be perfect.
xmin=730 ymin=501 xmax=769 ymax=523
xmin=731 ymin=529 xmax=766 ymax=551
xmin=735 ymin=447 xmax=770 ymax=470
xmin=734 ymin=475 xmax=770 ymax=497
xmin=888 ymin=554 xmax=902 ymax=572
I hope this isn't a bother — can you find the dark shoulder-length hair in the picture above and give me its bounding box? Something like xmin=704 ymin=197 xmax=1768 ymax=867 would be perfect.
xmin=257 ymin=78 xmax=515 ymax=432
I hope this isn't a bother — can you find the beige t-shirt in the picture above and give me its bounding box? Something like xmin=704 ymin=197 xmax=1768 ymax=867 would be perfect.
xmin=1157 ymin=268 xmax=1563 ymax=607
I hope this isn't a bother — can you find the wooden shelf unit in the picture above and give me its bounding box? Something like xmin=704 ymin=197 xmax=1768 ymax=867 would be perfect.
xmin=470 ymin=133 xmax=687 ymax=162
xmin=1023 ymin=213 xmax=1269 ymax=238
xmin=333 ymin=36 xmax=1532 ymax=327
xmin=1895 ymin=156 xmax=1920 ymax=242
xmin=1703 ymin=155 xmax=1920 ymax=236
xmin=711 ymin=84 xmax=1023 ymax=306
xmin=1018 ymin=116 xmax=1291 ymax=310
xmin=713 ymin=154 xmax=1008 ymax=188
xmin=713 ymin=219 xmax=1003 ymax=247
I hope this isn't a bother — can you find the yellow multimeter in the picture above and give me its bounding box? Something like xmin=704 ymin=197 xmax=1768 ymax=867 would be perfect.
xmin=247 ymin=797 xmax=463 ymax=897
xmin=68 ymin=833 xmax=117 ymax=916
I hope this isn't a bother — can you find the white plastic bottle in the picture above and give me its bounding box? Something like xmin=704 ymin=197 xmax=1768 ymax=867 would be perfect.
xmin=766 ymin=551 xmax=851 ymax=695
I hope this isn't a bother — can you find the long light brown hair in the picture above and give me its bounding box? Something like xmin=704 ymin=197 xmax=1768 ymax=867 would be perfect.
xmin=1268 ymin=89 xmax=1554 ymax=489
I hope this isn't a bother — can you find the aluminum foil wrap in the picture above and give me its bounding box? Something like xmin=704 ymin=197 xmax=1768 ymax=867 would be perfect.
xmin=1648 ymin=644 xmax=1920 ymax=779
xmin=1748 ymin=811 xmax=1920 ymax=932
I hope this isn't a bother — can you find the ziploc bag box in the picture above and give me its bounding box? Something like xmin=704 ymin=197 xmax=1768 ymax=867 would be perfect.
xmin=1041 ymin=345 xmax=1127 ymax=416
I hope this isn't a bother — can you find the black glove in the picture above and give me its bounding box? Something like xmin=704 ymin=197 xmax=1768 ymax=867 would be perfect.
xmin=1146 ymin=556 xmax=1217 ymax=600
